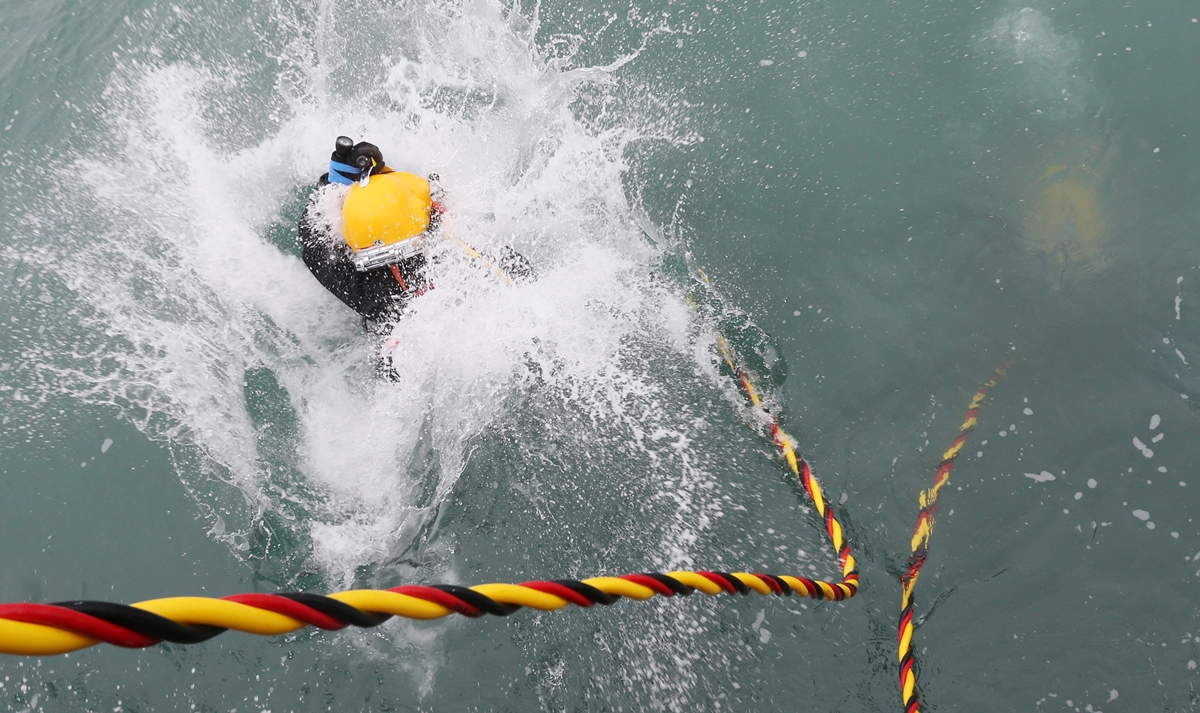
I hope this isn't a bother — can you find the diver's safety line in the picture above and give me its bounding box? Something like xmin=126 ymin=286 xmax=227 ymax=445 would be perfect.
xmin=688 ymin=259 xmax=858 ymax=599
xmin=713 ymin=334 xmax=859 ymax=599
xmin=0 ymin=268 xmax=859 ymax=658
xmin=897 ymin=362 xmax=1011 ymax=713
xmin=446 ymin=232 xmax=514 ymax=286
xmin=389 ymin=264 xmax=410 ymax=292
xmin=0 ymin=570 xmax=851 ymax=656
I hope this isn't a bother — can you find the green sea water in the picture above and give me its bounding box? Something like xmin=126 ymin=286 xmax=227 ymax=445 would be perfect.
xmin=1 ymin=0 xmax=1199 ymax=710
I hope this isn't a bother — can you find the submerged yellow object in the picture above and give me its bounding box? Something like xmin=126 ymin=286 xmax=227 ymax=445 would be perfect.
xmin=1035 ymin=180 xmax=1102 ymax=240
xmin=342 ymin=171 xmax=433 ymax=252
xmin=1026 ymin=167 xmax=1105 ymax=265
xmin=1018 ymin=136 xmax=1115 ymax=284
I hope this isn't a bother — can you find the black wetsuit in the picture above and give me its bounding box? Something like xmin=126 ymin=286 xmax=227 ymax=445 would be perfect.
xmin=298 ymin=174 xmax=431 ymax=329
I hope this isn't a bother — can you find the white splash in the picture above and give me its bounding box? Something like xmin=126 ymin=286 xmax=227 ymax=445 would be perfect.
xmin=8 ymin=0 xmax=757 ymax=701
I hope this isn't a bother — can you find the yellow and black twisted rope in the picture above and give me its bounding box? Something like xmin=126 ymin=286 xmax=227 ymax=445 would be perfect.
xmin=686 ymin=259 xmax=856 ymax=595
xmin=0 ymin=569 xmax=853 ymax=656
xmin=898 ymin=362 xmax=1011 ymax=713
xmin=0 ymin=343 xmax=859 ymax=657
xmin=0 ymin=276 xmax=859 ymax=657
xmin=714 ymin=334 xmax=859 ymax=597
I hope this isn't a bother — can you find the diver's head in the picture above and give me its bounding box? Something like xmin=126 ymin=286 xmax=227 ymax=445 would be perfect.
xmin=328 ymin=137 xmax=386 ymax=186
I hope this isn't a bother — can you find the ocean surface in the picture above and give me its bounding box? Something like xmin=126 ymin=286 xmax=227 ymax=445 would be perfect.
xmin=1 ymin=0 xmax=1198 ymax=710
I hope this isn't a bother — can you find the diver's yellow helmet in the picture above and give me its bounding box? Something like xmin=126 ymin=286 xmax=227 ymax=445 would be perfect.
xmin=341 ymin=171 xmax=433 ymax=252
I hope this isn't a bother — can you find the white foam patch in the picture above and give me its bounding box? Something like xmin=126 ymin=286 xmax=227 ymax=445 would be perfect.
xmin=1133 ymin=436 xmax=1154 ymax=458
xmin=1025 ymin=471 xmax=1055 ymax=482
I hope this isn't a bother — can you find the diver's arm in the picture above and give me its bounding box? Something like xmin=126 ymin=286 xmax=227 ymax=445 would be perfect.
xmin=299 ymin=208 xmax=360 ymax=309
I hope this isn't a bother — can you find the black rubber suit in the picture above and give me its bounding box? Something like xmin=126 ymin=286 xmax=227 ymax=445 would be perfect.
xmin=297 ymin=172 xmax=431 ymax=330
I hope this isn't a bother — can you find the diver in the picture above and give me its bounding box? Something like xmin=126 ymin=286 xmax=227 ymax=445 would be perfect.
xmin=298 ymin=136 xmax=447 ymax=334
xmin=298 ymin=137 xmax=532 ymax=333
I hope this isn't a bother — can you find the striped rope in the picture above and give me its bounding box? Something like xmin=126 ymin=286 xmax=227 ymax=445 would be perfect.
xmin=690 ymin=261 xmax=857 ymax=596
xmin=0 ymin=569 xmax=853 ymax=656
xmin=0 ymin=271 xmax=858 ymax=657
xmin=446 ymin=232 xmax=513 ymax=286
xmin=714 ymin=334 xmax=859 ymax=596
xmin=898 ymin=362 xmax=1011 ymax=713
xmin=0 ymin=329 xmax=860 ymax=658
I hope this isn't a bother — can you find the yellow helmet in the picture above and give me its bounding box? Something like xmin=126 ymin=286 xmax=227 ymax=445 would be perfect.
xmin=341 ymin=171 xmax=433 ymax=252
